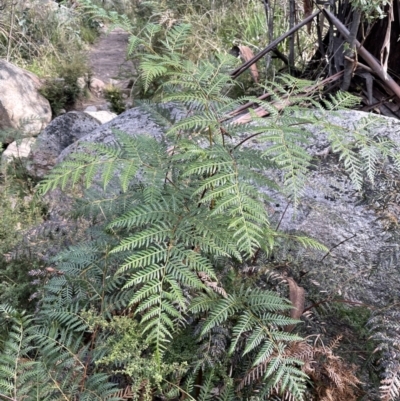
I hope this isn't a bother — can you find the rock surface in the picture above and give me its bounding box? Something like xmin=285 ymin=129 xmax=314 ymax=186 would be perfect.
xmin=1 ymin=138 xmax=36 ymax=168
xmin=41 ymin=107 xmax=400 ymax=309
xmin=84 ymin=106 xmax=97 ymax=112
xmin=57 ymin=105 xmax=180 ymax=161
xmin=27 ymin=111 xmax=100 ymax=177
xmin=0 ymin=60 xmax=51 ymax=139
xmin=84 ymin=110 xmax=117 ymax=124
xmin=264 ymin=110 xmax=400 ymax=307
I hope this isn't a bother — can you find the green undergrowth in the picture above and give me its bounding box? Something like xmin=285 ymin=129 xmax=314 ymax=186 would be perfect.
xmin=0 ymin=166 xmax=45 ymax=310
xmin=104 ymin=85 xmax=127 ymax=114
xmin=1 ymin=1 xmax=99 ymax=74
xmin=87 ymin=0 xmax=317 ymax=83
xmin=39 ymin=56 xmax=91 ymax=116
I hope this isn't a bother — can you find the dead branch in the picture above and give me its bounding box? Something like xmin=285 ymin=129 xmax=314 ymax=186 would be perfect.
xmin=230 ymin=70 xmax=344 ymax=125
xmin=324 ymin=9 xmax=400 ymax=100
xmin=230 ymin=10 xmax=321 ymax=80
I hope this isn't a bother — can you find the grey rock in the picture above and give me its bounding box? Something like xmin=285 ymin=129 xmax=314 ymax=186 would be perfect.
xmin=84 ymin=110 xmax=117 ymax=124
xmin=58 ymin=105 xmax=183 ymax=161
xmin=27 ymin=111 xmax=100 ymax=177
xmin=98 ymin=103 xmax=110 ymax=111
xmin=0 ymin=60 xmax=51 ymax=139
xmin=54 ymin=107 xmax=400 ymax=308
xmin=84 ymin=106 xmax=98 ymax=112
xmin=260 ymin=110 xmax=400 ymax=307
xmin=1 ymin=138 xmax=36 ymax=170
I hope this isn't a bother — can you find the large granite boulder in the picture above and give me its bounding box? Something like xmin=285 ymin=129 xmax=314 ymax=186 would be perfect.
xmin=261 ymin=110 xmax=400 ymax=307
xmin=57 ymin=105 xmax=177 ymax=161
xmin=53 ymin=108 xmax=400 ymax=309
xmin=0 ymin=60 xmax=51 ymax=140
xmin=27 ymin=111 xmax=100 ymax=178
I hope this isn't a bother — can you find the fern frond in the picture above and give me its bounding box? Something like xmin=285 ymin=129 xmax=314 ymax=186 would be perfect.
xmin=161 ymin=24 xmax=192 ymax=52
xmin=322 ymin=91 xmax=361 ymax=110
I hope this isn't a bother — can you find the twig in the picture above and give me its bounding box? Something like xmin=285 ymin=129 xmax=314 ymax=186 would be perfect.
xmin=0 ymin=395 xmax=16 ymax=401
xmin=346 ymin=57 xmax=373 ymax=74
xmin=361 ymin=94 xmax=396 ymax=112
xmin=6 ymin=1 xmax=17 ymax=62
xmin=222 ymin=92 xmax=272 ymax=121
xmin=302 ymin=297 xmax=374 ymax=314
xmin=276 ymin=202 xmax=291 ymax=231
xmin=320 ymin=233 xmax=357 ymax=261
xmin=272 ymin=48 xmax=289 ymax=65
xmin=288 ymin=0 xmax=296 ymax=68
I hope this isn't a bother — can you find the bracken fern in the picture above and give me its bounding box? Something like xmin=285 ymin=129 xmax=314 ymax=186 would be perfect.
xmin=32 ymin=21 xmax=388 ymax=401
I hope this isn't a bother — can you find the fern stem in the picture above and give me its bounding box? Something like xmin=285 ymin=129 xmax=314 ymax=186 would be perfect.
xmin=0 ymin=395 xmax=16 ymax=401
xmin=12 ymin=320 xmax=23 ymax=401
xmin=162 ymin=379 xmax=196 ymax=401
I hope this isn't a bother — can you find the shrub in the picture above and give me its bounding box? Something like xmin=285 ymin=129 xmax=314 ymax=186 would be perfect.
xmin=39 ymin=56 xmax=91 ymax=116
xmin=104 ymin=85 xmax=127 ymax=114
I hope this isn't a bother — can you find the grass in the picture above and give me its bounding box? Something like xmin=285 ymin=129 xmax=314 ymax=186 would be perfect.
xmin=39 ymin=55 xmax=91 ymax=116
xmin=89 ymin=0 xmax=319 ymax=84
xmin=0 ymin=161 xmax=46 ymax=310
xmin=0 ymin=1 xmax=99 ymax=79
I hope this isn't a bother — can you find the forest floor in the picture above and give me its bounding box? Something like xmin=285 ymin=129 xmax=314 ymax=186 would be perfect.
xmin=74 ymin=27 xmax=134 ymax=111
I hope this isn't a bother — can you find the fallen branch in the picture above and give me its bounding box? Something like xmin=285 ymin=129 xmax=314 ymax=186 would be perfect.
xmin=346 ymin=57 xmax=373 ymax=74
xmin=324 ymin=9 xmax=400 ymax=100
xmin=230 ymin=70 xmax=344 ymax=125
xmin=230 ymin=10 xmax=321 ymax=80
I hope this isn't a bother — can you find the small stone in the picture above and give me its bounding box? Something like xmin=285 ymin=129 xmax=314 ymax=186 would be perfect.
xmin=84 ymin=105 xmax=97 ymax=112
xmin=89 ymin=78 xmax=105 ymax=97
xmin=77 ymin=77 xmax=87 ymax=91
xmin=1 ymin=138 xmax=36 ymax=168
xmin=84 ymin=111 xmax=117 ymax=124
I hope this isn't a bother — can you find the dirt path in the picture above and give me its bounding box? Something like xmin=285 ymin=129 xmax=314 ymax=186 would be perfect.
xmin=75 ymin=27 xmax=134 ymax=111
xmin=89 ymin=27 xmax=133 ymax=87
